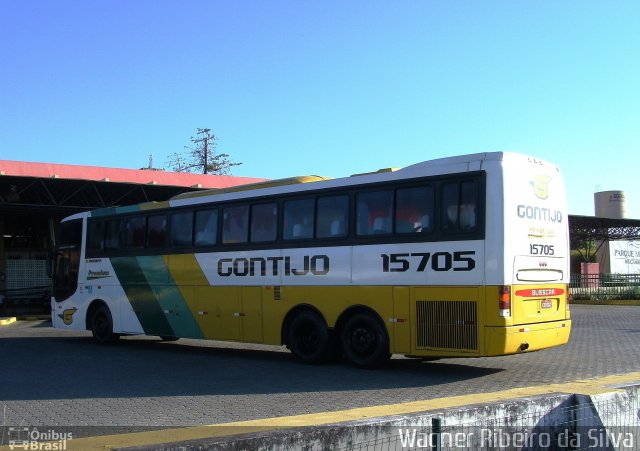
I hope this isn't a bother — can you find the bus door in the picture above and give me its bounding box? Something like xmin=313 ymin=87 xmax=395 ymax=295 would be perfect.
xmin=52 ymin=219 xmax=83 ymax=302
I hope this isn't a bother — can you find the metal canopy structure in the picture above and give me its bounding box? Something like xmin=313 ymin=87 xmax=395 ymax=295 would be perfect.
xmin=0 ymin=160 xmax=265 ymax=312
xmin=569 ymin=215 xmax=640 ymax=248
xmin=1 ymin=174 xmax=188 ymax=216
xmin=0 ymin=160 xmax=264 ymax=215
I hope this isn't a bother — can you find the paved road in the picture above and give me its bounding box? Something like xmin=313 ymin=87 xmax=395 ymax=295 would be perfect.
xmin=0 ymin=304 xmax=638 ymax=429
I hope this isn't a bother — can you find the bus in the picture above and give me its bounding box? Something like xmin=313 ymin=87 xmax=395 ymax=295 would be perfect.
xmin=51 ymin=152 xmax=571 ymax=368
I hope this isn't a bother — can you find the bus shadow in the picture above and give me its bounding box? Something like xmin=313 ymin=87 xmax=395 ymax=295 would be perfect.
xmin=0 ymin=334 xmax=504 ymax=401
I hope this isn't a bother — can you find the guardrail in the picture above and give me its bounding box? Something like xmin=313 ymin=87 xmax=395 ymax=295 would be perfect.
xmin=570 ymin=273 xmax=640 ymax=301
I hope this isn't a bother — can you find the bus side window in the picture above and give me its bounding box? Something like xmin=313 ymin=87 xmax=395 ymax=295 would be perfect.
xmin=317 ymin=195 xmax=348 ymax=238
xmin=283 ymin=198 xmax=314 ymax=240
xmin=395 ymin=186 xmax=434 ymax=234
xmin=104 ymin=219 xmax=122 ymax=250
xmin=87 ymin=220 xmax=105 ymax=252
xmin=357 ymin=190 xmax=392 ymax=236
xmin=459 ymin=181 xmax=478 ymax=230
xmin=194 ymin=209 xmax=218 ymax=247
xmin=171 ymin=211 xmax=194 ymax=247
xmin=147 ymin=214 xmax=168 ymax=249
xmin=441 ymin=181 xmax=478 ymax=232
xmin=125 ymin=216 xmax=146 ymax=249
xmin=222 ymin=205 xmax=249 ymax=244
xmin=251 ymin=203 xmax=277 ymax=243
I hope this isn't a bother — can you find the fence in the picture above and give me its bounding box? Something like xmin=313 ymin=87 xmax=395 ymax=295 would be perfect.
xmin=0 ymin=259 xmax=51 ymax=312
xmin=570 ymin=273 xmax=640 ymax=301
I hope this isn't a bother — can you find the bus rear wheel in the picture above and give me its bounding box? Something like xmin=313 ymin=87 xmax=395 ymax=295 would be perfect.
xmin=90 ymin=305 xmax=119 ymax=344
xmin=341 ymin=312 xmax=390 ymax=368
xmin=286 ymin=310 xmax=334 ymax=364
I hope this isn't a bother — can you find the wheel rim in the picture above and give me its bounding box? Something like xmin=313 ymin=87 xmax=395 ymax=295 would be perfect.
xmin=93 ymin=312 xmax=109 ymax=338
xmin=296 ymin=320 xmax=321 ymax=354
xmin=350 ymin=325 xmax=376 ymax=355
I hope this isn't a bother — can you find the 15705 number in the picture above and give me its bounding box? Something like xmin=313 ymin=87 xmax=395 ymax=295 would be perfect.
xmin=530 ymin=244 xmax=555 ymax=256
xmin=381 ymin=251 xmax=476 ymax=273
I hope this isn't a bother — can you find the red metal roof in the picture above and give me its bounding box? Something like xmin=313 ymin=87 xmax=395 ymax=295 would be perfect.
xmin=0 ymin=160 xmax=266 ymax=189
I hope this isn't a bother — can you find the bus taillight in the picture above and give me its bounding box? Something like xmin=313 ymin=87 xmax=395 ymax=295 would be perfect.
xmin=499 ymin=285 xmax=511 ymax=317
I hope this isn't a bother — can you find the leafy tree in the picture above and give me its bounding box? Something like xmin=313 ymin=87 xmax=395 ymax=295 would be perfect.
xmin=166 ymin=128 xmax=241 ymax=174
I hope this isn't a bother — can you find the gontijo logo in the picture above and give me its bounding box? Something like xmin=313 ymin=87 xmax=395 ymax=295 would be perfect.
xmin=58 ymin=307 xmax=77 ymax=325
xmin=531 ymin=175 xmax=552 ymax=200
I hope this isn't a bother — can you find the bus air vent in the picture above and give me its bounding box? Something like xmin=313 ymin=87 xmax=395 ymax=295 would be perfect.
xmin=416 ymin=300 xmax=478 ymax=351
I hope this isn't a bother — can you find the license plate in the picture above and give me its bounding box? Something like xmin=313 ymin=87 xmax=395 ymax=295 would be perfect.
xmin=541 ymin=299 xmax=553 ymax=309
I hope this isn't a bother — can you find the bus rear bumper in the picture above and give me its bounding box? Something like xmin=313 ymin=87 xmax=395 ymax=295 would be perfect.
xmin=484 ymin=320 xmax=571 ymax=356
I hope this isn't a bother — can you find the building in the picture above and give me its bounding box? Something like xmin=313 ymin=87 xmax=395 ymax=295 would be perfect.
xmin=0 ymin=160 xmax=264 ymax=313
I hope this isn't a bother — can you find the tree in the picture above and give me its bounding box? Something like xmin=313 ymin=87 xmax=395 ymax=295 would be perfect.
xmin=166 ymin=128 xmax=242 ymax=175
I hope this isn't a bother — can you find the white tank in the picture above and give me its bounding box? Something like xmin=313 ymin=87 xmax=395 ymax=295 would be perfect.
xmin=594 ymin=190 xmax=627 ymax=218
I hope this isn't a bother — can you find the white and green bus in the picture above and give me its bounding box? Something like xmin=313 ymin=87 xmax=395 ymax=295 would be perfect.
xmin=51 ymin=152 xmax=571 ymax=368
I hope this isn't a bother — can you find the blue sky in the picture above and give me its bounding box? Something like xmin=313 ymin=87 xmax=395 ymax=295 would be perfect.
xmin=1 ymin=1 xmax=639 ymax=217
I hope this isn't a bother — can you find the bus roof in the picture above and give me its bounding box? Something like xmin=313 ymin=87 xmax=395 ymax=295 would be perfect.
xmin=75 ymin=151 xmax=557 ymax=215
xmin=170 ymin=175 xmax=331 ymax=201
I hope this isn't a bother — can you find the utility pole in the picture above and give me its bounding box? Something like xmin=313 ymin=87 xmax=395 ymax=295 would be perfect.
xmin=193 ymin=128 xmax=213 ymax=174
xmin=166 ymin=127 xmax=241 ymax=175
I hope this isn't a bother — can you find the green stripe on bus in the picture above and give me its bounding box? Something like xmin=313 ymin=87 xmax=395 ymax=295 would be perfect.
xmin=91 ymin=205 xmax=141 ymax=217
xmin=137 ymin=256 xmax=204 ymax=339
xmin=111 ymin=256 xmax=174 ymax=337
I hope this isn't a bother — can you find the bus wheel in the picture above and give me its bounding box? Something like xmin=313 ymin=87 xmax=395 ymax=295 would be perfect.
xmin=90 ymin=305 xmax=119 ymax=344
xmin=287 ymin=310 xmax=332 ymax=364
xmin=341 ymin=312 xmax=390 ymax=368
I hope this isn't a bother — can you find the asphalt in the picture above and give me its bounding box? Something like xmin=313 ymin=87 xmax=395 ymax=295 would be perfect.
xmin=2 ymin=303 xmax=640 ymax=450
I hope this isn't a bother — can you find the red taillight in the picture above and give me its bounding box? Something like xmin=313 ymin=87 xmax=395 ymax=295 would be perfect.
xmin=499 ymin=285 xmax=511 ymax=317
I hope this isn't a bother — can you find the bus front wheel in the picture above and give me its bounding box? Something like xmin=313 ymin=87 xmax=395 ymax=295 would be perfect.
xmin=286 ymin=310 xmax=333 ymax=364
xmin=90 ymin=305 xmax=119 ymax=344
xmin=341 ymin=312 xmax=390 ymax=368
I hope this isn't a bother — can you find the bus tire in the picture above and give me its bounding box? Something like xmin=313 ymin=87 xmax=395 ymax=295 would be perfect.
xmin=341 ymin=312 xmax=390 ymax=368
xmin=286 ymin=310 xmax=332 ymax=364
xmin=90 ymin=304 xmax=119 ymax=344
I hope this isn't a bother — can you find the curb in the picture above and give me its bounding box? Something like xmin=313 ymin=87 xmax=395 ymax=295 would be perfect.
xmin=570 ymin=299 xmax=640 ymax=306
xmin=16 ymin=315 xmax=52 ymax=321
xmin=0 ymin=317 xmax=17 ymax=326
